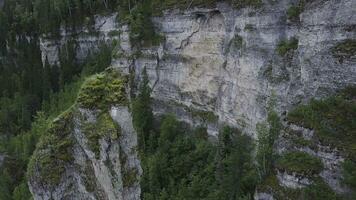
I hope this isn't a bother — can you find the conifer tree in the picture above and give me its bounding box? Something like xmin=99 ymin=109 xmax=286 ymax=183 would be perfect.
xmin=132 ymin=67 xmax=153 ymax=151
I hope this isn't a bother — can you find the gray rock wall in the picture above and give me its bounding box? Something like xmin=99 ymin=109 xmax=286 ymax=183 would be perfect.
xmin=112 ymin=0 xmax=356 ymax=136
xmin=40 ymin=0 xmax=355 ymax=136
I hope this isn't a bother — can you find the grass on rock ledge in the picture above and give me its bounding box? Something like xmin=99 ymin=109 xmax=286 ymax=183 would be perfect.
xmin=287 ymin=86 xmax=356 ymax=161
xmin=275 ymin=151 xmax=323 ymax=177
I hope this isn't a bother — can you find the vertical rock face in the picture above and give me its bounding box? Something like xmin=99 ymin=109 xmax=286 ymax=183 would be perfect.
xmin=112 ymin=0 xmax=356 ymax=136
xmin=40 ymin=0 xmax=356 ymax=136
xmin=28 ymin=71 xmax=141 ymax=200
xmin=39 ymin=13 xmax=119 ymax=66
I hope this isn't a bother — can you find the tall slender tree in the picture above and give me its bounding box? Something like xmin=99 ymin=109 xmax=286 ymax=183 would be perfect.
xmin=132 ymin=67 xmax=153 ymax=151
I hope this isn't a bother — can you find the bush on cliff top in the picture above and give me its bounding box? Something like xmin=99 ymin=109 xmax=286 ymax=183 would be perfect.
xmin=77 ymin=69 xmax=127 ymax=110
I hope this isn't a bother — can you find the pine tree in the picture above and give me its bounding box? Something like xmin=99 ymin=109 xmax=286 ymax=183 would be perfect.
xmin=132 ymin=67 xmax=153 ymax=151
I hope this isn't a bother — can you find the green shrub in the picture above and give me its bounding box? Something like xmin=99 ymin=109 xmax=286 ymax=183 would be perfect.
xmin=342 ymin=160 xmax=356 ymax=190
xmin=232 ymin=34 xmax=243 ymax=49
xmin=256 ymin=97 xmax=282 ymax=180
xmin=232 ymin=0 xmax=263 ymax=9
xmin=276 ymin=151 xmax=323 ymax=176
xmin=108 ymin=30 xmax=121 ymax=37
xmin=286 ymin=0 xmax=307 ymax=22
xmin=303 ymin=178 xmax=341 ymax=200
xmin=287 ymin=87 xmax=356 ymax=160
xmin=276 ymin=37 xmax=298 ymax=56
xmin=244 ymin=24 xmax=255 ymax=31
xmin=332 ymin=39 xmax=356 ymax=62
xmin=77 ymin=69 xmax=127 ymax=110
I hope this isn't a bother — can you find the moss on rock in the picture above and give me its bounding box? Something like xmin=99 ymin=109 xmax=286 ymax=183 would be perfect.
xmin=276 ymin=151 xmax=323 ymax=176
xmin=27 ymin=108 xmax=75 ymax=186
xmin=332 ymin=39 xmax=356 ymax=62
xmin=81 ymin=112 xmax=121 ymax=158
xmin=276 ymin=37 xmax=298 ymax=56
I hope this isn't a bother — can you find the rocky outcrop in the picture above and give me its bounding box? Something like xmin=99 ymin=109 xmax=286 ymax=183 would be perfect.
xmin=28 ymin=70 xmax=141 ymax=200
xmin=254 ymin=192 xmax=274 ymax=200
xmin=276 ymin=171 xmax=311 ymax=189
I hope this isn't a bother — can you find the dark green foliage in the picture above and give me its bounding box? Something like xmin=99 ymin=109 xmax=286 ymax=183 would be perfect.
xmin=81 ymin=42 xmax=115 ymax=75
xmin=34 ymin=0 xmax=119 ymax=35
xmin=136 ymin=110 xmax=258 ymax=199
xmin=244 ymin=24 xmax=255 ymax=31
xmin=215 ymin=126 xmax=258 ymax=199
xmin=342 ymin=161 xmax=356 ymax=191
xmin=286 ymin=0 xmax=306 ymax=22
xmin=287 ymin=87 xmax=356 ymax=161
xmin=0 ymin=20 xmax=114 ymax=197
xmin=132 ymin=67 xmax=154 ymax=151
xmin=258 ymin=175 xmax=341 ymax=200
xmin=123 ymin=168 xmax=139 ymax=187
xmin=127 ymin=2 xmax=162 ymax=48
xmin=304 ymin=179 xmax=342 ymax=200
xmin=256 ymin=97 xmax=282 ymax=180
xmin=276 ymin=37 xmax=299 ymax=56
xmin=287 ymin=5 xmax=302 ymax=22
xmin=12 ymin=181 xmax=31 ymax=200
xmin=59 ymin=40 xmax=79 ymax=87
xmin=77 ymin=70 xmax=127 ymax=110
xmin=276 ymin=151 xmax=323 ymax=176
xmin=332 ymin=39 xmax=356 ymax=62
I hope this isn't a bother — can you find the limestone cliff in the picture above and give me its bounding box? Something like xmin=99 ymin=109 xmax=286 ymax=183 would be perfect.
xmin=36 ymin=0 xmax=355 ymax=199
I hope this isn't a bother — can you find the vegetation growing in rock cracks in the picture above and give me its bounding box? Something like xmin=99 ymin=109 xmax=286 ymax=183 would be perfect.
xmin=287 ymin=86 xmax=356 ymax=198
xmin=275 ymin=151 xmax=323 ymax=176
xmin=80 ymin=112 xmax=120 ymax=158
xmin=332 ymin=39 xmax=356 ymax=62
xmin=256 ymin=94 xmax=282 ymax=180
xmin=287 ymin=86 xmax=356 ymax=161
xmin=258 ymin=175 xmax=341 ymax=200
xmin=276 ymin=37 xmax=299 ymax=56
xmin=27 ymin=109 xmax=75 ymax=186
xmin=286 ymin=0 xmax=306 ymax=22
